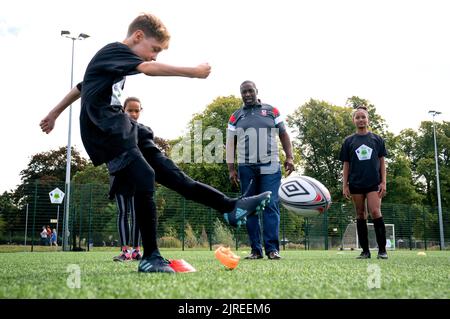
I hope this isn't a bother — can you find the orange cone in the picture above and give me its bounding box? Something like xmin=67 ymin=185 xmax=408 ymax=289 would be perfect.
xmin=215 ymin=246 xmax=240 ymax=270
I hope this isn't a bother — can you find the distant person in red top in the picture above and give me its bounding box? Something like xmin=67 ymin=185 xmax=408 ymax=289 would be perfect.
xmin=46 ymin=226 xmax=52 ymax=246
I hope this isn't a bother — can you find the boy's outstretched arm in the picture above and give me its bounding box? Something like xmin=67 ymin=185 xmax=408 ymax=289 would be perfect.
xmin=137 ymin=62 xmax=211 ymax=78
xmin=40 ymin=86 xmax=81 ymax=134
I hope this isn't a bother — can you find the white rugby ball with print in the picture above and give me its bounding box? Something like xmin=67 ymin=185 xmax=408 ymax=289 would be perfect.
xmin=278 ymin=174 xmax=332 ymax=217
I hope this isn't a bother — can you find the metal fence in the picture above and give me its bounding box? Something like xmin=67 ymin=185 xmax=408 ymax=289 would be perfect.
xmin=1 ymin=180 xmax=449 ymax=251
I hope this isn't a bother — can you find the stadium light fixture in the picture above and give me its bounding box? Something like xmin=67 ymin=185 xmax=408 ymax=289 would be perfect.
xmin=428 ymin=110 xmax=445 ymax=250
xmin=60 ymin=30 xmax=89 ymax=251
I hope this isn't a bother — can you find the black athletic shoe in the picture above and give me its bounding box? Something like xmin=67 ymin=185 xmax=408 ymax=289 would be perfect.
xmin=224 ymin=191 xmax=272 ymax=227
xmin=356 ymin=251 xmax=371 ymax=259
xmin=377 ymin=251 xmax=388 ymax=259
xmin=244 ymin=252 xmax=263 ymax=260
xmin=138 ymin=253 xmax=175 ymax=273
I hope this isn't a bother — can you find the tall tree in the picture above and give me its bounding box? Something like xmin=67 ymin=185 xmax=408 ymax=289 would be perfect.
xmin=72 ymin=164 xmax=109 ymax=185
xmin=413 ymin=121 xmax=450 ymax=207
xmin=13 ymin=146 xmax=88 ymax=207
xmin=0 ymin=191 xmax=20 ymax=239
xmin=169 ymin=95 xmax=242 ymax=193
xmin=287 ymin=99 xmax=355 ymax=201
xmin=19 ymin=146 xmax=88 ymax=185
xmin=346 ymin=96 xmax=387 ymax=134
xmin=9 ymin=147 xmax=90 ymax=244
xmin=384 ymin=153 xmax=423 ymax=204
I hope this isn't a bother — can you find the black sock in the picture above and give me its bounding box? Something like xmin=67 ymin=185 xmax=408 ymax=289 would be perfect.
xmin=356 ymin=219 xmax=369 ymax=253
xmin=373 ymin=217 xmax=387 ymax=253
xmin=133 ymin=191 xmax=158 ymax=258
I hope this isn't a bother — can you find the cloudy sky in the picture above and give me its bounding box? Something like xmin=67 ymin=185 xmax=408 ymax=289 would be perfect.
xmin=1 ymin=0 xmax=449 ymax=193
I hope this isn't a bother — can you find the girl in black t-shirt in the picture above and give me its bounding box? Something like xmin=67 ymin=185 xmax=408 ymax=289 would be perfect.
xmin=339 ymin=106 xmax=388 ymax=259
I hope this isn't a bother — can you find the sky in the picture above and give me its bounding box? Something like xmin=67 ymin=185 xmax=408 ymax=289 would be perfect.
xmin=1 ymin=0 xmax=449 ymax=193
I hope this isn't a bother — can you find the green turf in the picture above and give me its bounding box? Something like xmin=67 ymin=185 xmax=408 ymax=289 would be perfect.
xmin=0 ymin=250 xmax=448 ymax=299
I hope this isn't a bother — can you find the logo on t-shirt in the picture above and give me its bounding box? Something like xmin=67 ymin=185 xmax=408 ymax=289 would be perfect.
xmin=110 ymin=78 xmax=125 ymax=106
xmin=356 ymin=144 xmax=373 ymax=161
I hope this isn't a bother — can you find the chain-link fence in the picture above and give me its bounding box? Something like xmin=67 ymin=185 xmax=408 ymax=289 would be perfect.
xmin=1 ymin=180 xmax=449 ymax=251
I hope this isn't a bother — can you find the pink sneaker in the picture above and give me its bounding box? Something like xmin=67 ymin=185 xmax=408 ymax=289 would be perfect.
xmin=113 ymin=250 xmax=131 ymax=262
xmin=131 ymin=249 xmax=142 ymax=261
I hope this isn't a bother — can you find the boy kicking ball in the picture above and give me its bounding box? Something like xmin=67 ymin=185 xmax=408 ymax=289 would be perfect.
xmin=40 ymin=13 xmax=271 ymax=273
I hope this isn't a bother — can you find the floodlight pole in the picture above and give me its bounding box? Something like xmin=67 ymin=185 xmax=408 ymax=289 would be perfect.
xmin=428 ymin=110 xmax=445 ymax=250
xmin=61 ymin=31 xmax=89 ymax=251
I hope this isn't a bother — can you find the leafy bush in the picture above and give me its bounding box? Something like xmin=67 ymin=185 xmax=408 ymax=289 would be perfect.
xmin=198 ymin=226 xmax=209 ymax=248
xmin=0 ymin=216 xmax=5 ymax=238
xmin=163 ymin=225 xmax=178 ymax=238
xmin=212 ymin=219 xmax=234 ymax=247
xmin=184 ymin=223 xmax=198 ymax=248
xmin=158 ymin=236 xmax=182 ymax=248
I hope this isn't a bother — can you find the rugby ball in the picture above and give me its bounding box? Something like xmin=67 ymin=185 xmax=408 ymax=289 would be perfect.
xmin=278 ymin=175 xmax=332 ymax=217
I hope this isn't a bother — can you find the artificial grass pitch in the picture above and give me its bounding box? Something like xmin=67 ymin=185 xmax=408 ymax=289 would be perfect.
xmin=0 ymin=250 xmax=448 ymax=299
